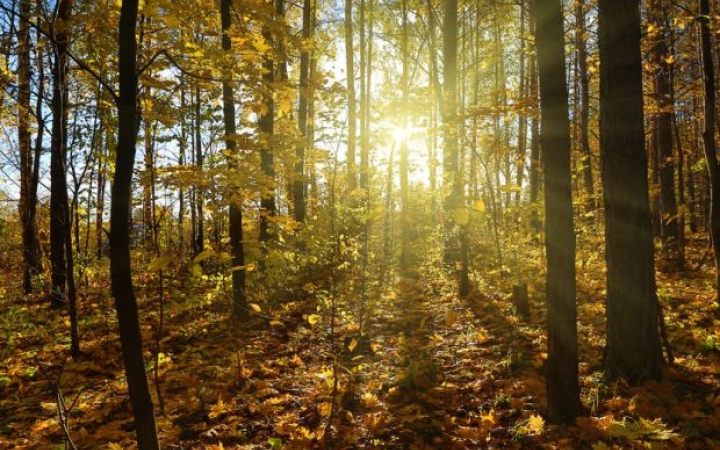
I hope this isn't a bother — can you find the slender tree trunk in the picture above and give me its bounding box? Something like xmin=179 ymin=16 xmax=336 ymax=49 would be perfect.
xmin=194 ymin=86 xmax=204 ymax=256
xmin=49 ymin=0 xmax=73 ymax=309
xmin=111 ymin=0 xmax=160 ymax=447
xmin=534 ymin=0 xmax=582 ymax=423
xmin=259 ymin=5 xmax=277 ymax=244
xmin=515 ymin=2 xmax=527 ymax=206
xmin=18 ymin=0 xmax=40 ymax=294
xmin=528 ymin=9 xmax=541 ymax=233
xmin=575 ymin=0 xmax=595 ymax=210
xmin=650 ymin=0 xmax=679 ymax=264
xmin=598 ymin=0 xmax=663 ymax=383
xmin=399 ymin=0 xmax=411 ymax=273
xmin=344 ymin=0 xmax=357 ymax=191
xmin=443 ymin=0 xmax=468 ymax=295
xmin=221 ymin=0 xmax=248 ymax=320
xmin=699 ymin=0 xmax=720 ymax=301
xmin=30 ymin=30 xmax=44 ymax=268
xmin=296 ymin=0 xmax=312 ymax=222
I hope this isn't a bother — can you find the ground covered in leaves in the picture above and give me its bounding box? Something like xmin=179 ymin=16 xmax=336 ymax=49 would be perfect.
xmin=1 ymin=239 xmax=720 ymax=449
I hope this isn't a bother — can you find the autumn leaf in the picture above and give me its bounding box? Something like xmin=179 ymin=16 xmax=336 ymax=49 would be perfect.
xmin=307 ymin=314 xmax=320 ymax=325
xmin=147 ymin=255 xmax=173 ymax=271
xmin=249 ymin=303 xmax=262 ymax=313
xmin=209 ymin=398 xmax=230 ymax=419
xmin=527 ymin=414 xmax=545 ymax=434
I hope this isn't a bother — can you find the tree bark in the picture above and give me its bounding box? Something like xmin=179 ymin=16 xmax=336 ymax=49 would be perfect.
xmin=649 ymin=0 xmax=679 ymax=264
xmin=111 ymin=0 xmax=161 ymax=447
xmin=574 ymin=0 xmax=595 ymax=211
xmin=18 ymin=0 xmax=40 ymax=294
xmin=598 ymin=0 xmax=663 ymax=383
xmin=295 ymin=0 xmax=312 ymax=222
xmin=534 ymin=0 xmax=582 ymax=423
xmin=699 ymin=0 xmax=720 ymax=301
xmin=221 ymin=0 xmax=249 ymax=320
xmin=49 ymin=0 xmax=73 ymax=309
xmin=259 ymin=4 xmax=277 ymax=244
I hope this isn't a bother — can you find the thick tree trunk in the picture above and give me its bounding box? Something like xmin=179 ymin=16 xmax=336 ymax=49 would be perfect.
xmin=598 ymin=0 xmax=663 ymax=383
xmin=111 ymin=0 xmax=160 ymax=447
xmin=221 ymin=0 xmax=248 ymax=320
xmin=534 ymin=0 xmax=582 ymax=424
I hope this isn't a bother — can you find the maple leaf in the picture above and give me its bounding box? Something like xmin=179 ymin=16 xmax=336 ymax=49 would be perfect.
xmin=208 ymin=398 xmax=230 ymax=419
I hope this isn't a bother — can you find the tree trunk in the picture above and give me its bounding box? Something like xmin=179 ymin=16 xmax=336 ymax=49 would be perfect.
xmin=296 ymin=0 xmax=312 ymax=222
xmin=111 ymin=0 xmax=160 ymax=447
xmin=528 ymin=9 xmax=541 ymax=233
xmin=598 ymin=0 xmax=663 ymax=383
xmin=18 ymin=0 xmax=40 ymax=294
xmin=194 ymin=85 xmax=204 ymax=256
xmin=221 ymin=0 xmax=249 ymax=320
xmin=534 ymin=0 xmax=582 ymax=424
xmin=344 ymin=0 xmax=357 ymax=192
xmin=49 ymin=0 xmax=73 ymax=309
xmin=649 ymin=0 xmax=679 ymax=264
xmin=259 ymin=5 xmax=277 ymax=244
xmin=575 ymin=0 xmax=595 ymax=211
xmin=399 ymin=0 xmax=411 ymax=273
xmin=699 ymin=0 xmax=720 ymax=301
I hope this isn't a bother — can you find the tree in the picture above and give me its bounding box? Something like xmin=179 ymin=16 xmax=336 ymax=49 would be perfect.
xmin=258 ymin=2 xmax=277 ymax=244
xmin=533 ymin=0 xmax=582 ymax=423
xmin=222 ymin=0 xmax=249 ymax=320
xmin=443 ymin=0 xmax=469 ymax=296
xmin=344 ymin=0 xmax=357 ymax=192
xmin=574 ymin=0 xmax=595 ymax=211
xmin=48 ymin=0 xmax=73 ymax=309
xmin=295 ymin=0 xmax=313 ymax=222
xmin=110 ymin=0 xmax=161 ymax=447
xmin=598 ymin=0 xmax=662 ymax=383
xmin=698 ymin=0 xmax=720 ymax=301
xmin=649 ymin=0 xmax=680 ymax=266
xmin=17 ymin=0 xmax=41 ymax=294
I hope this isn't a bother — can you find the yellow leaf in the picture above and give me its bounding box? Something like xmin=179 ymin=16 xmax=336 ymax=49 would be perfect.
xmin=318 ymin=402 xmax=333 ymax=418
xmin=107 ymin=443 xmax=123 ymax=450
xmin=527 ymin=414 xmax=545 ymax=434
xmin=269 ymin=320 xmax=284 ymax=328
xmin=209 ymin=398 xmax=229 ymax=419
xmin=347 ymin=338 xmax=358 ymax=352
xmin=193 ymin=249 xmax=215 ymax=263
xmin=147 ymin=255 xmax=173 ymax=271
xmin=249 ymin=303 xmax=262 ymax=313
xmin=231 ymin=263 xmax=255 ymax=272
xmin=479 ymin=409 xmax=496 ymax=429
xmin=307 ymin=314 xmax=320 ymax=325
xmin=452 ymin=207 xmax=469 ymax=226
xmin=473 ymin=200 xmax=486 ymax=213
xmin=163 ymin=13 xmax=181 ymax=27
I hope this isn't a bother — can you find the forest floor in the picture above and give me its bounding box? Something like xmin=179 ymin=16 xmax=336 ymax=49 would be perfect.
xmin=1 ymin=238 xmax=720 ymax=449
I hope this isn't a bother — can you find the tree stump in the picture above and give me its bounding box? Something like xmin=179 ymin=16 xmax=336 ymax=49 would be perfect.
xmin=512 ymin=283 xmax=530 ymax=321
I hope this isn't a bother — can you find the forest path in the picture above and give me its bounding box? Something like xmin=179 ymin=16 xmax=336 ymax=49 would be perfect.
xmin=345 ymin=267 xmax=548 ymax=449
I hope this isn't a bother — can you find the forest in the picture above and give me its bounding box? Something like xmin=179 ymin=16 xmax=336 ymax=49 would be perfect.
xmin=0 ymin=0 xmax=719 ymax=448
